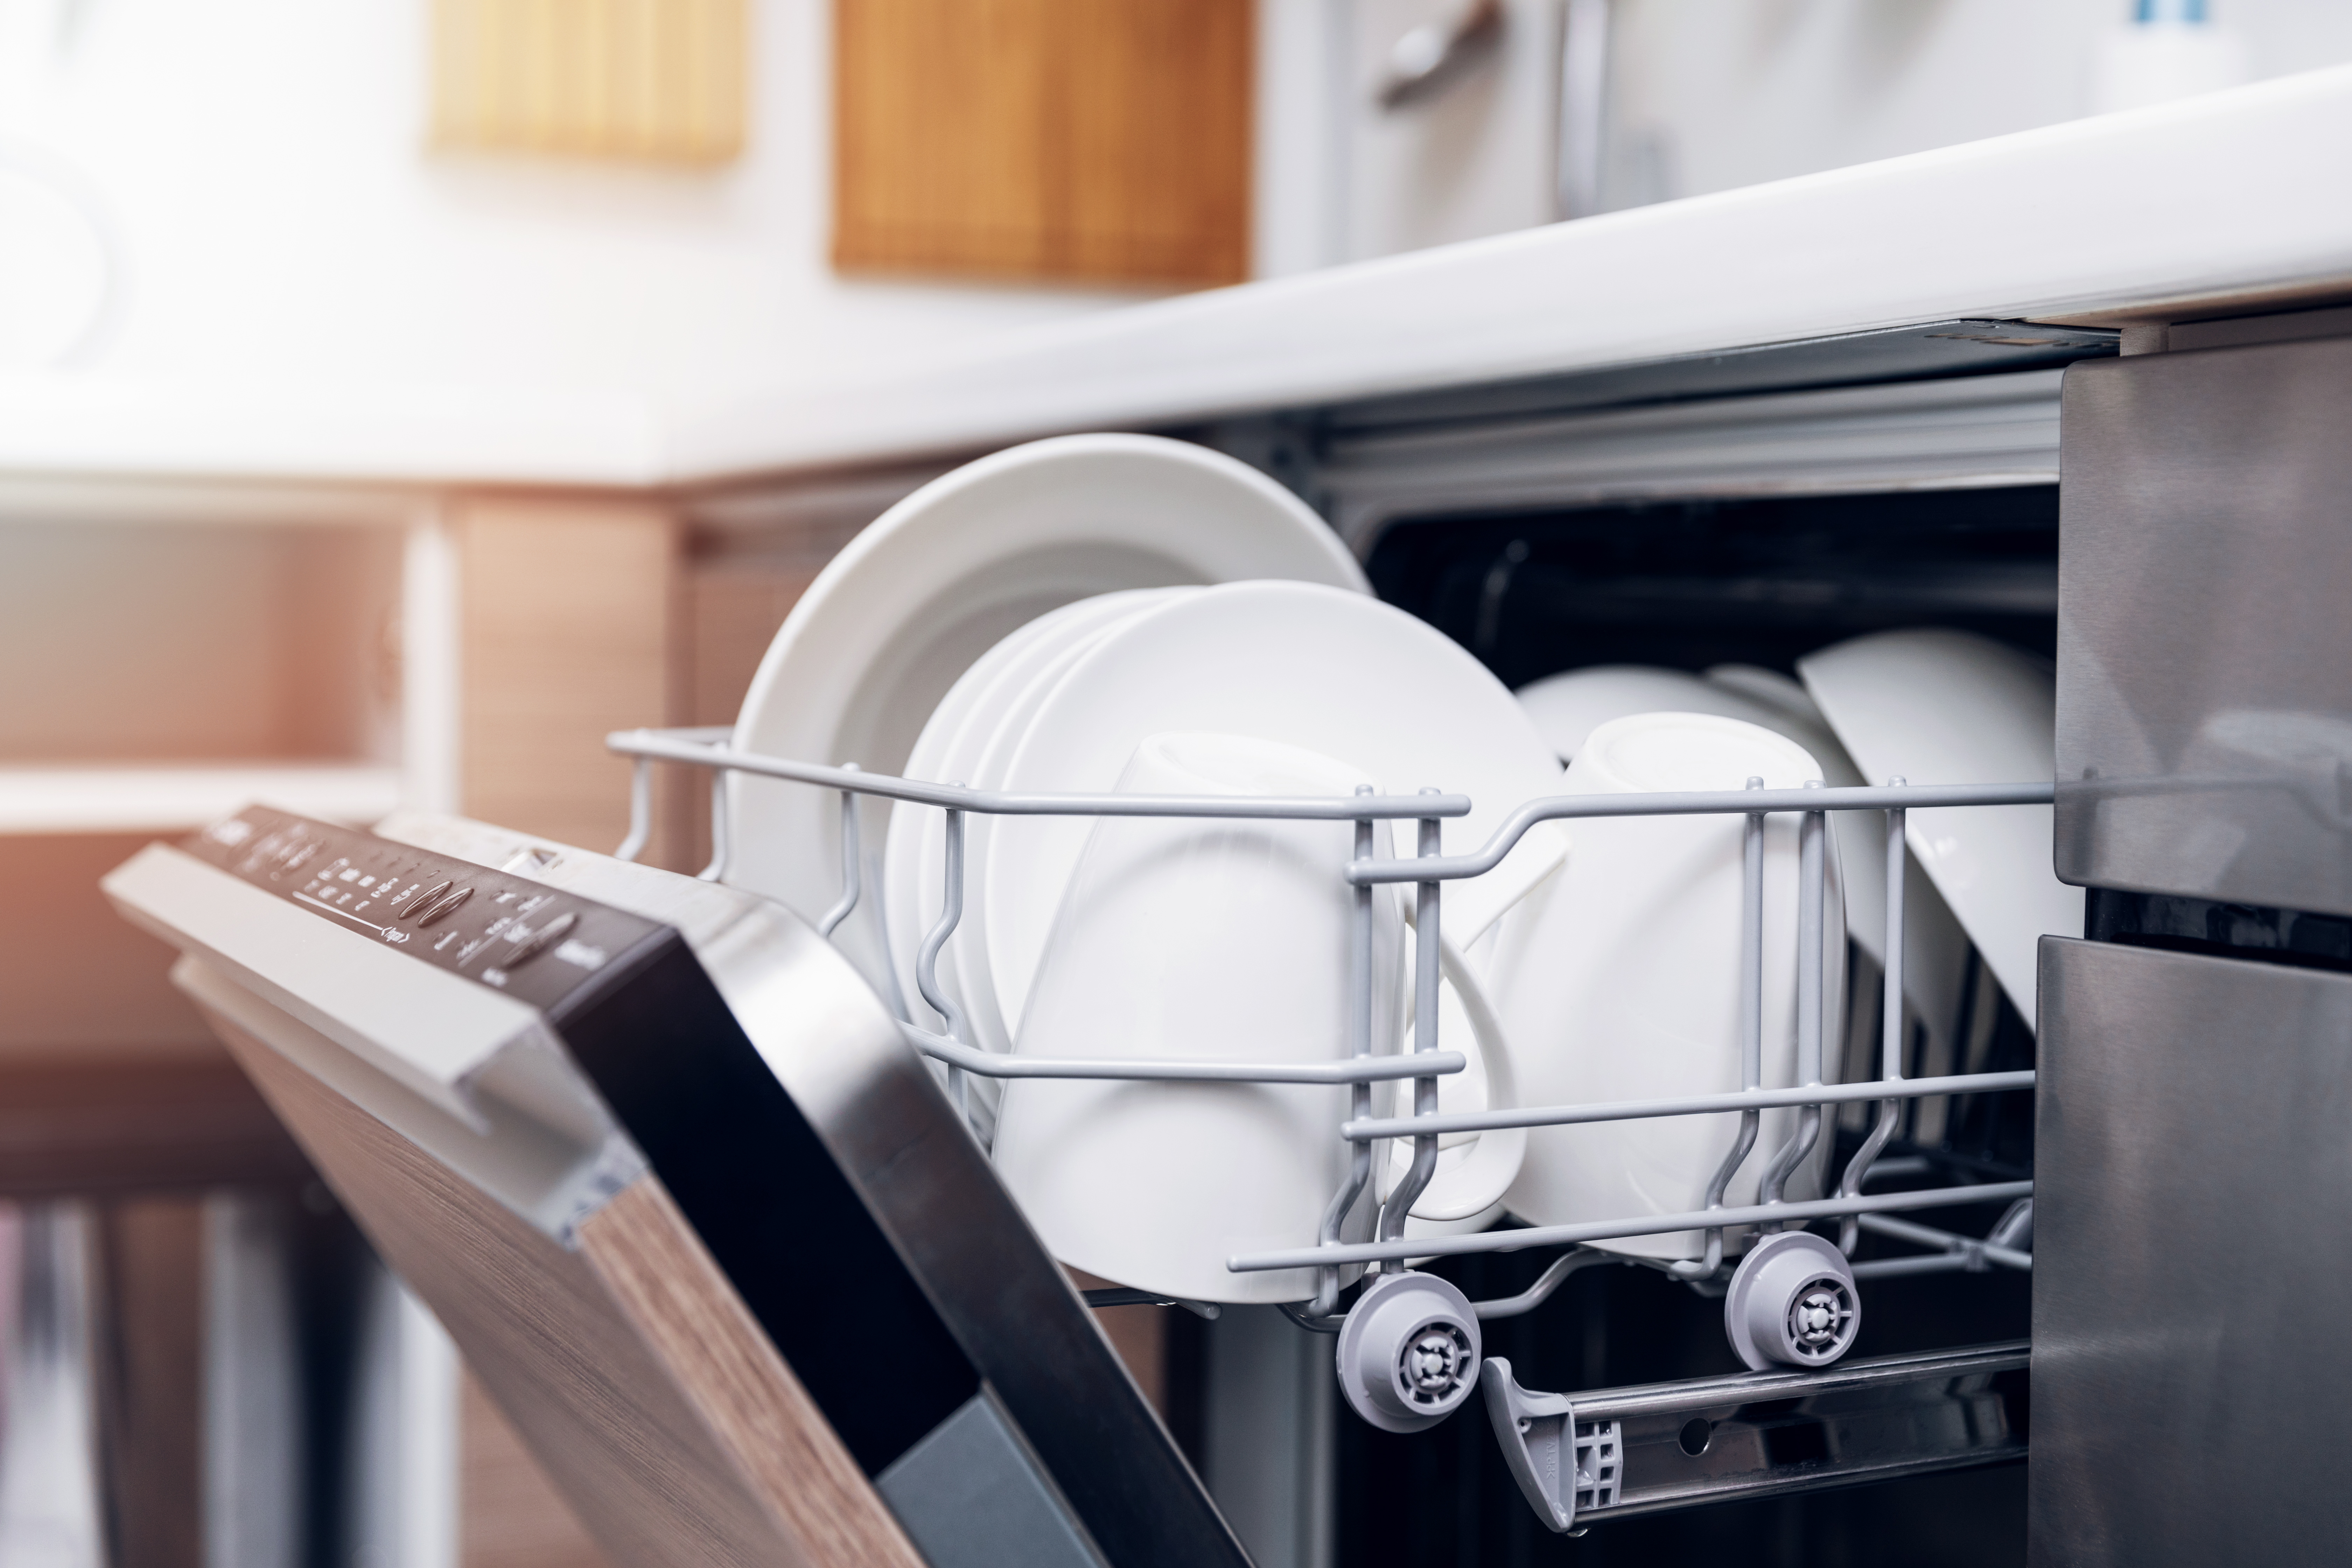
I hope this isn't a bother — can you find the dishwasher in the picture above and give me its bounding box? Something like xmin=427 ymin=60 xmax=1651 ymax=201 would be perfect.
xmin=104 ymin=307 xmax=2352 ymax=1568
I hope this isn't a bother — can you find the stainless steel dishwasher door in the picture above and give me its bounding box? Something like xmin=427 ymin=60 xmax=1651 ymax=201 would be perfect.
xmin=2031 ymin=935 xmax=2352 ymax=1565
xmin=2056 ymin=334 xmax=2352 ymax=917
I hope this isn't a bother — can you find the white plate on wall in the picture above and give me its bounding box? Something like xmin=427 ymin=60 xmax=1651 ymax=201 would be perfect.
xmin=985 ymin=581 xmax=1569 ymax=1070
xmin=1798 ymin=628 xmax=2081 ymax=1026
xmin=727 ymin=434 xmax=1367 ymax=990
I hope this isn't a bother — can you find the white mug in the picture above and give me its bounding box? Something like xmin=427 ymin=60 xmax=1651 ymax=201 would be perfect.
xmin=990 ymin=731 xmax=1525 ymax=1303
xmin=1377 ymin=924 xmax=1531 ymax=1241
xmin=1489 ymin=712 xmax=1846 ymax=1261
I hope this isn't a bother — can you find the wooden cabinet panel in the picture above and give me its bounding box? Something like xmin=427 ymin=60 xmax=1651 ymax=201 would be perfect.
xmin=215 ymin=1012 xmax=923 ymax=1568
xmin=462 ymin=1370 xmax=615 ymax=1568
xmin=834 ymin=0 xmax=1252 ymax=286
xmin=456 ymin=499 xmax=679 ymax=861
xmin=433 ymin=0 xmax=748 ymax=163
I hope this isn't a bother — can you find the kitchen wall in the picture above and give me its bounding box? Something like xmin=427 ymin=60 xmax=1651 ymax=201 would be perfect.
xmin=0 ymin=0 xmax=1172 ymax=413
xmin=1606 ymin=0 xmax=2352 ymax=212
xmin=17 ymin=0 xmax=2338 ymax=407
xmin=1319 ymin=0 xmax=2352 ymax=265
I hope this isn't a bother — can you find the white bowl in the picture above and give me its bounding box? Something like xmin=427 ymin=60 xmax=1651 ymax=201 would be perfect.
xmin=1492 ymin=712 xmax=1846 ymax=1261
xmin=1515 ymin=666 xmax=1824 ymax=765
xmin=1798 ymin=629 xmax=2081 ymax=1026
xmin=1514 ymin=664 xmax=1972 ymax=1069
xmin=727 ymin=434 xmax=1366 ymax=992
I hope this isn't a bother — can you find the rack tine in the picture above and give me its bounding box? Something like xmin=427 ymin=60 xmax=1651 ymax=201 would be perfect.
xmin=916 ymin=804 xmax=974 ymax=1123
xmin=1309 ymin=790 xmax=1381 ymax=1319
xmin=596 ymin=726 xmax=2049 ymax=1297
xmin=1472 ymin=1248 xmax=1622 ymax=1320
xmin=614 ymin=757 xmax=654 ymax=863
xmin=1758 ymin=781 xmax=1828 ymax=1213
xmin=1842 ymin=778 xmax=1909 ymax=1253
xmin=1376 ymin=792 xmax=1446 ymax=1253
xmin=697 ymin=768 xmax=732 ymax=882
xmin=816 ymin=768 xmax=863 ymax=938
xmin=1673 ymin=776 xmax=1768 ymax=1280
xmin=866 ymin=834 xmax=915 ymax=1026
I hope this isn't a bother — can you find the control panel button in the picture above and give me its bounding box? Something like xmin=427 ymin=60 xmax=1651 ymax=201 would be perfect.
xmin=401 ymin=881 xmax=453 ymax=920
xmin=415 ymin=887 xmax=473 ymax=926
xmin=501 ymin=911 xmax=577 ymax=968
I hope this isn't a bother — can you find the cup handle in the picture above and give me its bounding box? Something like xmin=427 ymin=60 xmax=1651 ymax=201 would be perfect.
xmin=1384 ymin=929 xmax=1526 ymax=1224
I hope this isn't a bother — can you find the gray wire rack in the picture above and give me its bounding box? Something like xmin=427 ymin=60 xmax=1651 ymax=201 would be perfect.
xmin=607 ymin=724 xmax=2036 ymax=1289
xmin=606 ymin=723 xmax=2041 ymax=1525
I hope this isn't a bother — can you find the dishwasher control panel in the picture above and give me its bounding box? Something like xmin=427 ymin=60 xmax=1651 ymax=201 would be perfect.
xmin=181 ymin=806 xmax=667 ymax=1014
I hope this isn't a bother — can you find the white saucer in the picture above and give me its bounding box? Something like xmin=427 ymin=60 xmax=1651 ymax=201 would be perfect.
xmin=727 ymin=434 xmax=1367 ymax=990
xmin=1798 ymin=629 xmax=2081 ymax=1024
xmin=986 ymin=581 xmax=1568 ymax=1071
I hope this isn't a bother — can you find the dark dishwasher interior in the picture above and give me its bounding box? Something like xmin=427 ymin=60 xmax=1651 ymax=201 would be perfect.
xmin=1319 ymin=484 xmax=2054 ymax=1567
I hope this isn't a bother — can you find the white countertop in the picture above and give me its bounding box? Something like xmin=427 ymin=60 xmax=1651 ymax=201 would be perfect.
xmin=4 ymin=65 xmax=2349 ymax=492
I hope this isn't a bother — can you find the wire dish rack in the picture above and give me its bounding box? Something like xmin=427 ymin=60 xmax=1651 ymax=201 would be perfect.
xmin=606 ymin=723 xmax=2040 ymax=1531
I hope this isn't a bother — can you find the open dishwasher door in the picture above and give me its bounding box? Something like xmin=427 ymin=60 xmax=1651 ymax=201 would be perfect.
xmin=102 ymin=805 xmax=1248 ymax=1568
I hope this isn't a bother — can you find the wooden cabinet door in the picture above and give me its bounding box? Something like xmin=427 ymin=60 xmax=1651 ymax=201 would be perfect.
xmin=834 ymin=0 xmax=1252 ymax=287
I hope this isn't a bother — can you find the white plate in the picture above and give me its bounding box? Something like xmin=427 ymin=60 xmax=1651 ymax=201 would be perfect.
xmin=886 ymin=589 xmax=1188 ymax=1056
xmin=1798 ymin=629 xmax=2082 ymax=1025
xmin=1702 ymin=663 xmax=1827 ymax=728
xmin=988 ymin=582 xmax=1568 ymax=1076
xmin=1704 ymin=663 xmax=1974 ymax=1079
xmin=728 ymin=434 xmax=1367 ymax=989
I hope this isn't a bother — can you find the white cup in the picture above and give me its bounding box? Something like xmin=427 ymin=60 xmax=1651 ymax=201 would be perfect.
xmin=1489 ymin=712 xmax=1846 ymax=1261
xmin=990 ymin=731 xmax=1524 ymax=1303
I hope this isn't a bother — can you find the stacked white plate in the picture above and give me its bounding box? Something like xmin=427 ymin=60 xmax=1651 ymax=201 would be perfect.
xmin=883 ymin=582 xmax=1567 ymax=1129
xmin=727 ymin=434 xmax=1370 ymax=995
xmin=875 ymin=578 xmax=1567 ymax=1296
xmin=727 ymin=432 xmax=2076 ymax=1296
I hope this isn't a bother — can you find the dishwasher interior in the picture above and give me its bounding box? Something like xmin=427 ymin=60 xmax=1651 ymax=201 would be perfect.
xmin=618 ymin=464 xmax=2064 ymax=1568
xmin=1312 ymin=483 xmax=2051 ymax=1567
